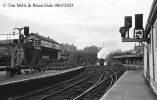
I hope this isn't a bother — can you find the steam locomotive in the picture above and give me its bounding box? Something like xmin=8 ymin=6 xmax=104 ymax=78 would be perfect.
xmin=99 ymin=58 xmax=105 ymax=66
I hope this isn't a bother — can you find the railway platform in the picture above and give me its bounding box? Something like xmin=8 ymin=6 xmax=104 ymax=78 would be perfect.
xmin=100 ymin=70 xmax=157 ymax=100
xmin=0 ymin=66 xmax=84 ymax=86
xmin=0 ymin=66 xmax=85 ymax=99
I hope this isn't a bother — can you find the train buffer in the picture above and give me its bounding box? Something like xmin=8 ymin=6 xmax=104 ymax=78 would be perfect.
xmin=100 ymin=70 xmax=157 ymax=100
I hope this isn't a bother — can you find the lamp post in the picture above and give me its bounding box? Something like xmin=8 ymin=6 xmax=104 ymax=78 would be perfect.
xmin=13 ymin=28 xmax=24 ymax=74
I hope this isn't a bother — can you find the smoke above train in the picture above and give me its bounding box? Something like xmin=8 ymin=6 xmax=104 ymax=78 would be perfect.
xmin=97 ymin=48 xmax=110 ymax=59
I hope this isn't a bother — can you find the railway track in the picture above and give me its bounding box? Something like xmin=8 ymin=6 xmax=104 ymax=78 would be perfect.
xmin=72 ymin=66 xmax=125 ymax=100
xmin=39 ymin=70 xmax=102 ymax=100
xmin=10 ymin=66 xmax=125 ymax=100
xmin=72 ymin=67 xmax=117 ymax=100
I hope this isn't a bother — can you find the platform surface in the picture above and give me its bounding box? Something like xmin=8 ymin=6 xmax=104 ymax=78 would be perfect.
xmin=100 ymin=70 xmax=157 ymax=100
xmin=0 ymin=66 xmax=84 ymax=86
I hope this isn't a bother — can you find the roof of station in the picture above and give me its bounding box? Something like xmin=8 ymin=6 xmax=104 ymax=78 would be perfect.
xmin=112 ymin=53 xmax=142 ymax=59
xmin=29 ymin=33 xmax=60 ymax=45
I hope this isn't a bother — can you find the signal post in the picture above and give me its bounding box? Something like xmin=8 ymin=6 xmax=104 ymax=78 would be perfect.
xmin=119 ymin=14 xmax=150 ymax=82
xmin=9 ymin=26 xmax=29 ymax=76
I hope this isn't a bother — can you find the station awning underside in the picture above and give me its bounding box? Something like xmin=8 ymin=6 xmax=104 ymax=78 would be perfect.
xmin=112 ymin=54 xmax=143 ymax=59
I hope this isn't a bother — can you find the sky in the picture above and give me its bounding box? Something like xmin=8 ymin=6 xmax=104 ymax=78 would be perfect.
xmin=0 ymin=0 xmax=153 ymax=53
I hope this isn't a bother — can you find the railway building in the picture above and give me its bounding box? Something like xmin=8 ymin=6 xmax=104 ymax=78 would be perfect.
xmin=0 ymin=32 xmax=61 ymax=74
xmin=110 ymin=45 xmax=143 ymax=68
xmin=60 ymin=43 xmax=77 ymax=63
xmin=60 ymin=45 xmax=99 ymax=65
xmin=76 ymin=50 xmax=98 ymax=65
xmin=23 ymin=33 xmax=61 ymax=68
xmin=144 ymin=0 xmax=157 ymax=95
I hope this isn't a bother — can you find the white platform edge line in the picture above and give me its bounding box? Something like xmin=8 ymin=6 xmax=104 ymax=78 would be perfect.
xmin=0 ymin=66 xmax=84 ymax=86
xmin=100 ymin=71 xmax=128 ymax=100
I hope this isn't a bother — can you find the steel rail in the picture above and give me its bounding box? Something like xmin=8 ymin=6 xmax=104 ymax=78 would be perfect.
xmin=103 ymin=68 xmax=117 ymax=93
xmin=72 ymin=67 xmax=109 ymax=100
xmin=72 ymin=70 xmax=103 ymax=100
xmin=73 ymin=66 xmax=125 ymax=100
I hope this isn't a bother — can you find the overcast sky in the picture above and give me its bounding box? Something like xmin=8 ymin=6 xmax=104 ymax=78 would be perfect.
xmin=0 ymin=0 xmax=153 ymax=52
